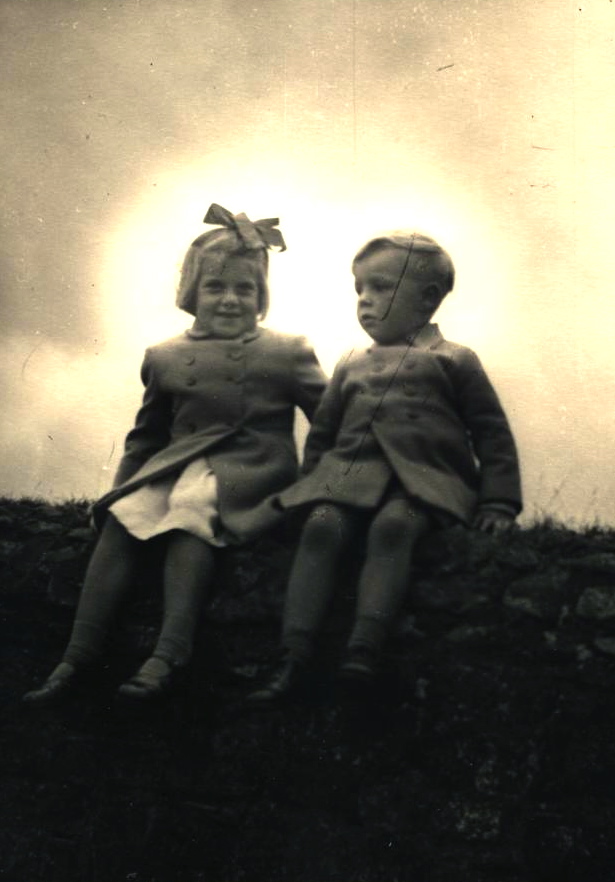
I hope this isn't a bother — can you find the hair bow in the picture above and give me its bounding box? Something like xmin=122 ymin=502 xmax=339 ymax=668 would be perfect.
xmin=203 ymin=203 xmax=287 ymax=252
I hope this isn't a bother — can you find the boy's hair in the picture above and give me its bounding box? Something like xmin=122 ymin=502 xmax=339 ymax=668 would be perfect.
xmin=352 ymin=231 xmax=455 ymax=298
xmin=176 ymin=228 xmax=270 ymax=318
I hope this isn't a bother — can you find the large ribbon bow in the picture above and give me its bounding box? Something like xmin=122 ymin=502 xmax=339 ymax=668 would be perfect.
xmin=203 ymin=203 xmax=287 ymax=252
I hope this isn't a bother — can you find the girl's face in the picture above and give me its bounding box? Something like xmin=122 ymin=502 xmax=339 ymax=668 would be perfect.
xmin=354 ymin=247 xmax=440 ymax=345
xmin=194 ymin=255 xmax=261 ymax=338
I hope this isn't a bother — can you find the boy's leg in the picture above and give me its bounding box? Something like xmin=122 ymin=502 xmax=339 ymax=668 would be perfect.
xmin=118 ymin=530 xmax=216 ymax=698
xmin=23 ymin=515 xmax=140 ymax=702
xmin=344 ymin=498 xmax=431 ymax=675
xmin=248 ymin=502 xmax=357 ymax=704
xmin=282 ymin=502 xmax=358 ymax=662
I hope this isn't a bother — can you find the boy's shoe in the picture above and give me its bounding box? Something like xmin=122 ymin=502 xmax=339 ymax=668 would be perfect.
xmin=22 ymin=662 xmax=78 ymax=705
xmin=117 ymin=656 xmax=183 ymax=701
xmin=246 ymin=656 xmax=310 ymax=705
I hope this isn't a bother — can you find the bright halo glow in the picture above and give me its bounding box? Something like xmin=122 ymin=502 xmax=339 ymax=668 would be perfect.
xmin=98 ymin=162 xmax=515 ymax=375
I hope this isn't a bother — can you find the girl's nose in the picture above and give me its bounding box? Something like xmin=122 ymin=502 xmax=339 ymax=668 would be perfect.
xmin=221 ymin=287 xmax=239 ymax=303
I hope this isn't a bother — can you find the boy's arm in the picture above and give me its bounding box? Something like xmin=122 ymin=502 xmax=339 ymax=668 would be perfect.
xmin=451 ymin=348 xmax=522 ymax=523
xmin=301 ymin=362 xmax=345 ymax=474
xmin=113 ymin=349 xmax=173 ymax=487
xmin=291 ymin=336 xmax=328 ymax=422
xmin=472 ymin=501 xmax=518 ymax=533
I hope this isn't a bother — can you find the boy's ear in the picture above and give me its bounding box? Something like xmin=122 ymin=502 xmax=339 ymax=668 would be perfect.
xmin=423 ymin=283 xmax=443 ymax=311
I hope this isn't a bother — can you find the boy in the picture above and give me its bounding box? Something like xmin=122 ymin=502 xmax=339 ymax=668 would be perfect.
xmin=249 ymin=231 xmax=522 ymax=702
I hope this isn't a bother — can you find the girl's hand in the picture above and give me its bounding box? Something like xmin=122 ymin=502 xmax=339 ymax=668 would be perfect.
xmin=472 ymin=510 xmax=516 ymax=534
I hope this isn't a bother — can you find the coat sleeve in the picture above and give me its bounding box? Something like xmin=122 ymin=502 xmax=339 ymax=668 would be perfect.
xmin=301 ymin=360 xmax=346 ymax=474
xmin=290 ymin=335 xmax=328 ymax=421
xmin=112 ymin=348 xmax=174 ymax=488
xmin=450 ymin=348 xmax=523 ymax=512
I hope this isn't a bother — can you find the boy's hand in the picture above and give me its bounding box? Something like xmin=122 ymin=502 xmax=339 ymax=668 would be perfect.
xmin=472 ymin=509 xmax=516 ymax=534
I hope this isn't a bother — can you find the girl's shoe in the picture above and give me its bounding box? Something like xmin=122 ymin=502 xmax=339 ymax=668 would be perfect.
xmin=22 ymin=662 xmax=78 ymax=704
xmin=117 ymin=656 xmax=182 ymax=701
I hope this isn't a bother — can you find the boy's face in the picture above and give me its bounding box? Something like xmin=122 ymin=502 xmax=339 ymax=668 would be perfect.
xmin=354 ymin=246 xmax=441 ymax=345
xmin=194 ymin=255 xmax=261 ymax=338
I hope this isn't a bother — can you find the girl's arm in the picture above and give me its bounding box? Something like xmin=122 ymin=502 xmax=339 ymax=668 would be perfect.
xmin=291 ymin=336 xmax=328 ymax=421
xmin=112 ymin=349 xmax=174 ymax=487
xmin=301 ymin=362 xmax=345 ymax=474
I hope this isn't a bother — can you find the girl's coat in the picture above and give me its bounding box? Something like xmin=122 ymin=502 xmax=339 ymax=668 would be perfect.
xmin=279 ymin=324 xmax=522 ymax=524
xmin=93 ymin=327 xmax=326 ymax=540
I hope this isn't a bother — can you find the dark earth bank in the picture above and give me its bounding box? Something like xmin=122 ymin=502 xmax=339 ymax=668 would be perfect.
xmin=2 ymin=498 xmax=615 ymax=882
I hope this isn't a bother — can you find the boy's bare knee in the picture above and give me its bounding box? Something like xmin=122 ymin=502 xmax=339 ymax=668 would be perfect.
xmin=302 ymin=503 xmax=353 ymax=547
xmin=368 ymin=501 xmax=430 ymax=550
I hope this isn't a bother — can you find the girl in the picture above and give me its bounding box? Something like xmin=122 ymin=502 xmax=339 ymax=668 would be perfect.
xmin=248 ymin=230 xmax=522 ymax=703
xmin=24 ymin=203 xmax=326 ymax=703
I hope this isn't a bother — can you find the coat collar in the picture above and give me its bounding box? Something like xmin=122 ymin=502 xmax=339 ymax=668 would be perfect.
xmin=411 ymin=323 xmax=444 ymax=350
xmin=185 ymin=327 xmax=261 ymax=343
xmin=367 ymin=323 xmax=444 ymax=353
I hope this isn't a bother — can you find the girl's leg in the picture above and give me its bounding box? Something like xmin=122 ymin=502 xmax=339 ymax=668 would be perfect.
xmin=282 ymin=503 xmax=359 ymax=662
xmin=154 ymin=530 xmax=216 ymax=665
xmin=62 ymin=514 xmax=140 ymax=666
xmin=119 ymin=530 xmax=216 ymax=698
xmin=23 ymin=515 xmax=140 ymax=702
xmin=344 ymin=498 xmax=431 ymax=672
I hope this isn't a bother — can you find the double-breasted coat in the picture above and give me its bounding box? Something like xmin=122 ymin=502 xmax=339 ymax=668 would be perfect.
xmin=278 ymin=324 xmax=522 ymax=524
xmin=93 ymin=327 xmax=326 ymax=541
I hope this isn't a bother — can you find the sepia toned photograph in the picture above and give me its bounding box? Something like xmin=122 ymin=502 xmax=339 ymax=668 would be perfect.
xmin=1 ymin=1 xmax=615 ymax=879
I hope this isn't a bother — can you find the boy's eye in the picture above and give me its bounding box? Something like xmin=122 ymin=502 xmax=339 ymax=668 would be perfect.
xmin=372 ymin=280 xmax=393 ymax=293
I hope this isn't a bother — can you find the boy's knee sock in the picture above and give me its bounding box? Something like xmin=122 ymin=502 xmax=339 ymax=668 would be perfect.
xmin=281 ymin=627 xmax=316 ymax=665
xmin=346 ymin=615 xmax=390 ymax=659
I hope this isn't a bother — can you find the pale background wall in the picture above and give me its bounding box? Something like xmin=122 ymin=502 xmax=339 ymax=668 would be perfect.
xmin=2 ymin=0 xmax=614 ymax=525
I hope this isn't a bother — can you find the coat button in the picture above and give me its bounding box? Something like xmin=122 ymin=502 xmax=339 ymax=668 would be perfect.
xmin=407 ymin=411 xmax=419 ymax=420
xmin=184 ymin=355 xmax=196 ymax=365
xmin=186 ymin=377 xmax=197 ymax=386
xmin=228 ymin=349 xmax=243 ymax=360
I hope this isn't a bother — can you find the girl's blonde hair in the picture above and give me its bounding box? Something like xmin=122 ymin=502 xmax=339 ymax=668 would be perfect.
xmin=176 ymin=228 xmax=270 ymax=318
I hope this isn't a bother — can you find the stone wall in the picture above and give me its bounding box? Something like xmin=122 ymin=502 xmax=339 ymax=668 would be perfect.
xmin=2 ymin=498 xmax=615 ymax=881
